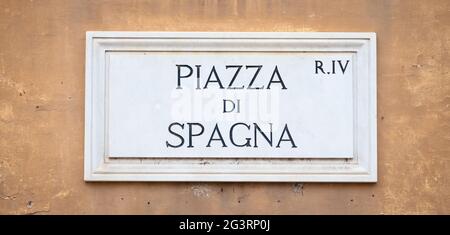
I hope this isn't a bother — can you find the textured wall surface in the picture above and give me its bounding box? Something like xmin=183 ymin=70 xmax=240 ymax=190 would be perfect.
xmin=0 ymin=0 xmax=449 ymax=214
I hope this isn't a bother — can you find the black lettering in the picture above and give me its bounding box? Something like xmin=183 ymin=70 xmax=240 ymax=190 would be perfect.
xmin=338 ymin=60 xmax=350 ymax=74
xmin=276 ymin=124 xmax=297 ymax=148
xmin=195 ymin=65 xmax=201 ymax=89
xmin=206 ymin=124 xmax=227 ymax=147
xmin=315 ymin=60 xmax=325 ymax=74
xmin=254 ymin=123 xmax=273 ymax=147
xmin=204 ymin=66 xmax=224 ymax=89
xmin=267 ymin=66 xmax=287 ymax=89
xmin=332 ymin=60 xmax=336 ymax=74
xmin=176 ymin=65 xmax=193 ymax=89
xmin=223 ymin=99 xmax=236 ymax=113
xmin=226 ymin=65 xmax=244 ymax=89
xmin=187 ymin=123 xmax=204 ymax=148
xmin=230 ymin=123 xmax=251 ymax=147
xmin=246 ymin=65 xmax=264 ymax=89
xmin=166 ymin=122 xmax=185 ymax=148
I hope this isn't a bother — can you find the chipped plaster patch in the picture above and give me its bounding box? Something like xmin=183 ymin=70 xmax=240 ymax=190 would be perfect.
xmin=191 ymin=184 xmax=212 ymax=198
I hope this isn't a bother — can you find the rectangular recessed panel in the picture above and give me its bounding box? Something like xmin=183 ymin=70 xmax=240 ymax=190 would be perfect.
xmin=84 ymin=32 xmax=377 ymax=182
xmin=107 ymin=52 xmax=354 ymax=158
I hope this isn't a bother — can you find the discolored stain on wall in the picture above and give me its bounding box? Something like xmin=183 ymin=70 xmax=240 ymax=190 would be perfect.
xmin=0 ymin=0 xmax=449 ymax=214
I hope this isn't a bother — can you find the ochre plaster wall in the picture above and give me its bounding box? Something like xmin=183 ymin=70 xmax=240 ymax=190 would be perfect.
xmin=0 ymin=0 xmax=449 ymax=214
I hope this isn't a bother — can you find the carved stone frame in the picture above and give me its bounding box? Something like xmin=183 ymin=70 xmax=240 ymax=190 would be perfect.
xmin=84 ymin=32 xmax=377 ymax=182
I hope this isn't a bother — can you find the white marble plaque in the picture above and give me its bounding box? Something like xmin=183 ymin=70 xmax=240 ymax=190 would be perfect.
xmin=85 ymin=32 xmax=377 ymax=182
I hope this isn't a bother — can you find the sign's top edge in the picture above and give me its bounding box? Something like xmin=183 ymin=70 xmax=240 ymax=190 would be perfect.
xmin=85 ymin=31 xmax=376 ymax=39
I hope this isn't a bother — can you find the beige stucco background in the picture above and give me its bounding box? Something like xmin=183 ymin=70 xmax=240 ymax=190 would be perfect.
xmin=0 ymin=0 xmax=449 ymax=215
